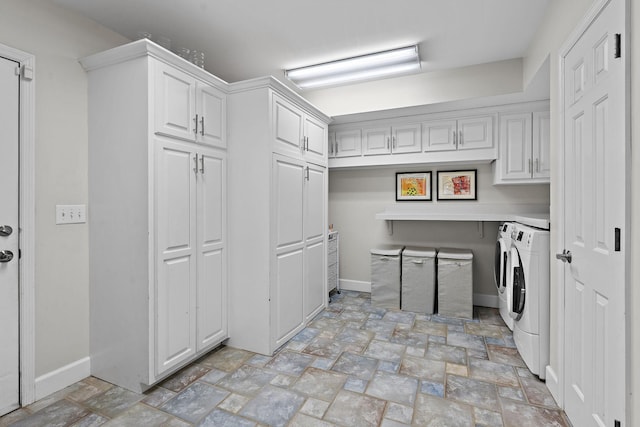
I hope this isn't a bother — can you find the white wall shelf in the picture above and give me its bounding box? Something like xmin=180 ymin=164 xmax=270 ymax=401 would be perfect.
xmin=376 ymin=203 xmax=549 ymax=235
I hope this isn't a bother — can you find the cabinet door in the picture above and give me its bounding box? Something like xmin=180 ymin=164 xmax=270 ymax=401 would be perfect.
xmin=155 ymin=140 xmax=197 ymax=375
xmin=304 ymin=164 xmax=326 ymax=319
xmin=363 ymin=126 xmax=391 ymax=156
xmin=422 ymin=120 xmax=457 ymax=152
xmin=304 ymin=115 xmax=327 ymax=164
xmin=196 ymin=148 xmax=227 ymax=351
xmin=155 ymin=62 xmax=196 ymax=142
xmin=273 ymin=155 xmax=305 ymax=345
xmin=500 ymin=113 xmax=533 ymax=180
xmin=457 ymin=116 xmax=494 ymax=150
xmin=197 ymin=83 xmax=226 ymax=148
xmin=334 ymin=129 xmax=362 ymax=158
xmin=532 ymin=111 xmax=551 ymax=179
xmin=273 ymin=94 xmax=303 ymax=158
xmin=392 ymin=124 xmax=421 ymax=153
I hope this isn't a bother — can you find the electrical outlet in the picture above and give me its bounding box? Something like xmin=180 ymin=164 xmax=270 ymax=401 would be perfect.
xmin=56 ymin=204 xmax=87 ymax=224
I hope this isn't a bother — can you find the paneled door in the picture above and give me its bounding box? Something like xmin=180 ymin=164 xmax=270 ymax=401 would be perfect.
xmin=560 ymin=0 xmax=626 ymax=425
xmin=0 ymin=55 xmax=20 ymax=416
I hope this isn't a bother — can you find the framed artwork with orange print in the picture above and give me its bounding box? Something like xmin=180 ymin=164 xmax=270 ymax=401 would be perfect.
xmin=396 ymin=172 xmax=432 ymax=201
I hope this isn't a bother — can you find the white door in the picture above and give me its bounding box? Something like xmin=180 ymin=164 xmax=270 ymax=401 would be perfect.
xmin=155 ymin=62 xmax=196 ymax=142
xmin=197 ymin=83 xmax=226 ymax=148
xmin=196 ymin=148 xmax=227 ymax=350
xmin=272 ymin=94 xmax=303 ymax=157
xmin=561 ymin=0 xmax=626 ymax=425
xmin=500 ymin=113 xmax=533 ymax=180
xmin=422 ymin=119 xmax=457 ymax=152
xmin=0 ymin=55 xmax=20 ymax=416
xmin=155 ymin=140 xmax=197 ymax=375
xmin=532 ymin=111 xmax=551 ymax=179
xmin=362 ymin=126 xmax=391 ymax=156
xmin=304 ymin=164 xmax=326 ymax=320
xmin=334 ymin=129 xmax=362 ymax=158
xmin=392 ymin=123 xmax=421 ymax=154
xmin=456 ymin=116 xmax=494 ymax=150
xmin=303 ymin=115 xmax=327 ymax=163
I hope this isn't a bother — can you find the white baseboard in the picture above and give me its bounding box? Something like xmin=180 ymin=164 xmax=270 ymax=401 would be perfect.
xmin=339 ymin=279 xmax=371 ymax=293
xmin=473 ymin=293 xmax=499 ymax=308
xmin=545 ymin=365 xmax=562 ymax=406
xmin=339 ymin=280 xmax=499 ymax=309
xmin=35 ymin=357 xmax=91 ymax=401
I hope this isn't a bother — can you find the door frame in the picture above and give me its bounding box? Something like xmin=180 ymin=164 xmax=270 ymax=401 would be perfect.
xmin=0 ymin=43 xmax=36 ymax=406
xmin=554 ymin=0 xmax=630 ymax=420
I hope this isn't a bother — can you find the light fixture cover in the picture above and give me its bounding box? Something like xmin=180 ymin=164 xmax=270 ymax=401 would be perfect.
xmin=285 ymin=45 xmax=421 ymax=89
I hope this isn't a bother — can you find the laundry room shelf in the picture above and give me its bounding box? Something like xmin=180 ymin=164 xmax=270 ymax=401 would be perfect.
xmin=375 ymin=203 xmax=549 ymax=235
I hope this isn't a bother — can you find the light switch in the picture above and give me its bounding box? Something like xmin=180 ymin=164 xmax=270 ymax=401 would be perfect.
xmin=56 ymin=205 xmax=87 ymax=224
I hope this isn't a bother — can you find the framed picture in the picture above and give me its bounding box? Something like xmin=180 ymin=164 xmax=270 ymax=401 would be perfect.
xmin=396 ymin=172 xmax=432 ymax=201
xmin=437 ymin=169 xmax=477 ymax=200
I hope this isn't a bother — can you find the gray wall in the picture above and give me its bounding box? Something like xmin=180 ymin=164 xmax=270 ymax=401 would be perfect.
xmin=328 ymin=163 xmax=550 ymax=301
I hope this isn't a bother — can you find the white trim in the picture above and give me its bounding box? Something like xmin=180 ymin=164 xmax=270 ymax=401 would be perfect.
xmin=545 ymin=365 xmax=561 ymax=404
xmin=34 ymin=357 xmax=90 ymax=401
xmin=338 ymin=279 xmax=371 ymax=293
xmin=0 ymin=43 xmax=36 ymax=406
xmin=473 ymin=293 xmax=499 ymax=309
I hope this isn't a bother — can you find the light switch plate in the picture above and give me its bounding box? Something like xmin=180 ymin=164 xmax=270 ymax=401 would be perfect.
xmin=56 ymin=204 xmax=86 ymax=224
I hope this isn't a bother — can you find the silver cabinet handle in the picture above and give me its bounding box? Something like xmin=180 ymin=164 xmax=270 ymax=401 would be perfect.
xmin=200 ymin=116 xmax=205 ymax=136
xmin=193 ymin=114 xmax=199 ymax=135
xmin=459 ymin=130 xmax=463 ymax=146
xmin=335 ymin=141 xmax=338 ymax=154
xmin=453 ymin=130 xmax=457 ymax=146
xmin=0 ymin=225 xmax=13 ymax=237
xmin=529 ymin=159 xmax=533 ymax=174
xmin=386 ymin=137 xmax=390 ymax=150
xmin=193 ymin=154 xmax=199 ymax=174
xmin=556 ymin=250 xmax=572 ymax=263
xmin=0 ymin=250 xmax=14 ymax=263
xmin=200 ymin=155 xmax=205 ymax=174
xmin=535 ymin=158 xmax=540 ymax=172
xmin=305 ymin=166 xmax=310 ymax=181
xmin=392 ymin=136 xmax=396 ymax=149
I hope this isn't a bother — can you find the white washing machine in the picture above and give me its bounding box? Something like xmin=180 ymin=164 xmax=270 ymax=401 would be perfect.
xmin=494 ymin=222 xmax=515 ymax=330
xmin=509 ymin=217 xmax=550 ymax=379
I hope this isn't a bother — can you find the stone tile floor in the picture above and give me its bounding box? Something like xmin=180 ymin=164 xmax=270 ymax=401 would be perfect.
xmin=0 ymin=291 xmax=571 ymax=427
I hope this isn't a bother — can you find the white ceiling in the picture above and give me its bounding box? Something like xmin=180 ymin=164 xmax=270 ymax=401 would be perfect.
xmin=55 ymin=0 xmax=550 ymax=88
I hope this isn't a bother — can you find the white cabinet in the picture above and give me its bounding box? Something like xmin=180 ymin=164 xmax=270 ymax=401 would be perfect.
xmin=493 ymin=111 xmax=550 ymax=184
xmin=227 ymin=78 xmax=330 ymax=355
xmin=362 ymin=124 xmax=421 ymax=156
xmin=423 ymin=116 xmax=493 ymax=152
xmin=155 ymin=61 xmax=226 ymax=148
xmin=81 ymin=39 xmax=228 ymax=392
xmin=330 ymin=129 xmax=362 ymax=158
xmin=272 ymin=93 xmax=327 ymax=165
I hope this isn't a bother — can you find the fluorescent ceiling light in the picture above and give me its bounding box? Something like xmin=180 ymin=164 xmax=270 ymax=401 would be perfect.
xmin=286 ymin=45 xmax=421 ymax=89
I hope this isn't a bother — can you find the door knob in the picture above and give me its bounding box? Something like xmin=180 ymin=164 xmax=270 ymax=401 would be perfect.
xmin=556 ymin=249 xmax=572 ymax=264
xmin=0 ymin=225 xmax=12 ymax=236
xmin=0 ymin=250 xmax=14 ymax=263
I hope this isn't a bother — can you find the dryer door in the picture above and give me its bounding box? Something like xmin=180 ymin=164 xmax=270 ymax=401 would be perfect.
xmin=509 ymin=247 xmax=525 ymax=320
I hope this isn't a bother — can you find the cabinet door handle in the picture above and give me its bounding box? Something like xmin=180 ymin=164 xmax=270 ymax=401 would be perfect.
xmin=200 ymin=116 xmax=205 ymax=136
xmin=193 ymin=154 xmax=199 ymax=174
xmin=535 ymin=158 xmax=540 ymax=173
xmin=453 ymin=130 xmax=457 ymax=146
xmin=335 ymin=141 xmax=338 ymax=154
xmin=392 ymin=136 xmax=396 ymax=149
xmin=194 ymin=114 xmax=198 ymax=135
xmin=305 ymin=166 xmax=310 ymax=181
xmin=200 ymin=155 xmax=205 ymax=174
xmin=459 ymin=130 xmax=463 ymax=146
xmin=386 ymin=137 xmax=390 ymax=150
xmin=529 ymin=158 xmax=533 ymax=174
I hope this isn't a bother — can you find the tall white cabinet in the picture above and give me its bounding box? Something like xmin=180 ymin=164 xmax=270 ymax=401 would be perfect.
xmin=81 ymin=40 xmax=228 ymax=392
xmin=227 ymin=78 xmax=331 ymax=355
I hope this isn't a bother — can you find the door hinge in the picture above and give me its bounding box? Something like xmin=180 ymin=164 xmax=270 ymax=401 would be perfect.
xmin=20 ymin=64 xmax=34 ymax=81
xmin=614 ymin=33 xmax=622 ymax=59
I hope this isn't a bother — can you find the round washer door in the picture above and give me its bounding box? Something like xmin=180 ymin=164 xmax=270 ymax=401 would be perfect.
xmin=509 ymin=247 xmax=525 ymax=320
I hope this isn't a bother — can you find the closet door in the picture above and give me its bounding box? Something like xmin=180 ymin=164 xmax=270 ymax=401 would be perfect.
xmin=304 ymin=164 xmax=326 ymax=320
xmin=155 ymin=62 xmax=196 ymax=142
xmin=272 ymin=155 xmax=305 ymax=346
xmin=196 ymin=148 xmax=227 ymax=350
xmin=155 ymin=140 xmax=197 ymax=375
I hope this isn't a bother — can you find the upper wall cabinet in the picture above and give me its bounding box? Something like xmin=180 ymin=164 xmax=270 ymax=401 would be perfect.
xmin=329 ymin=129 xmax=362 ymax=158
xmin=362 ymin=124 xmax=422 ymax=156
xmin=422 ymin=116 xmax=493 ymax=152
xmin=493 ymin=111 xmax=550 ymax=184
xmin=273 ymin=93 xmax=327 ymax=165
xmin=155 ymin=61 xmax=226 ymax=148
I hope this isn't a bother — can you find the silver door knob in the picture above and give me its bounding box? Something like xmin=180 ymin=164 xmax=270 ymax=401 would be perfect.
xmin=0 ymin=225 xmax=13 ymax=236
xmin=0 ymin=250 xmax=14 ymax=263
xmin=556 ymin=250 xmax=572 ymax=264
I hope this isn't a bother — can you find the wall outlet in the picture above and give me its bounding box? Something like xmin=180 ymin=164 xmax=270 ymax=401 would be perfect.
xmin=56 ymin=204 xmax=87 ymax=224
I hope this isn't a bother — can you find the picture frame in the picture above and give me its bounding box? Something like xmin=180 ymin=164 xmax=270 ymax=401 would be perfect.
xmin=436 ymin=169 xmax=477 ymax=200
xmin=396 ymin=172 xmax=432 ymax=201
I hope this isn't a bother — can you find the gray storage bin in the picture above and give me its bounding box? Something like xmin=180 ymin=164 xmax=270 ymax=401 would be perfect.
xmin=370 ymin=245 xmax=404 ymax=309
xmin=437 ymin=248 xmax=473 ymax=319
xmin=401 ymin=247 xmax=437 ymax=314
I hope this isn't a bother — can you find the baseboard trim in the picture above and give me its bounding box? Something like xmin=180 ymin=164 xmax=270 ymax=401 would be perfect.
xmin=338 ymin=279 xmax=371 ymax=293
xmin=34 ymin=357 xmax=90 ymax=401
xmin=473 ymin=293 xmax=499 ymax=308
xmin=545 ymin=365 xmax=562 ymax=406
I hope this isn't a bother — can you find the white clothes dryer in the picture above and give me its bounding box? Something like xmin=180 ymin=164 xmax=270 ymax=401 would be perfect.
xmin=509 ymin=221 xmax=550 ymax=379
xmin=494 ymin=222 xmax=515 ymax=330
